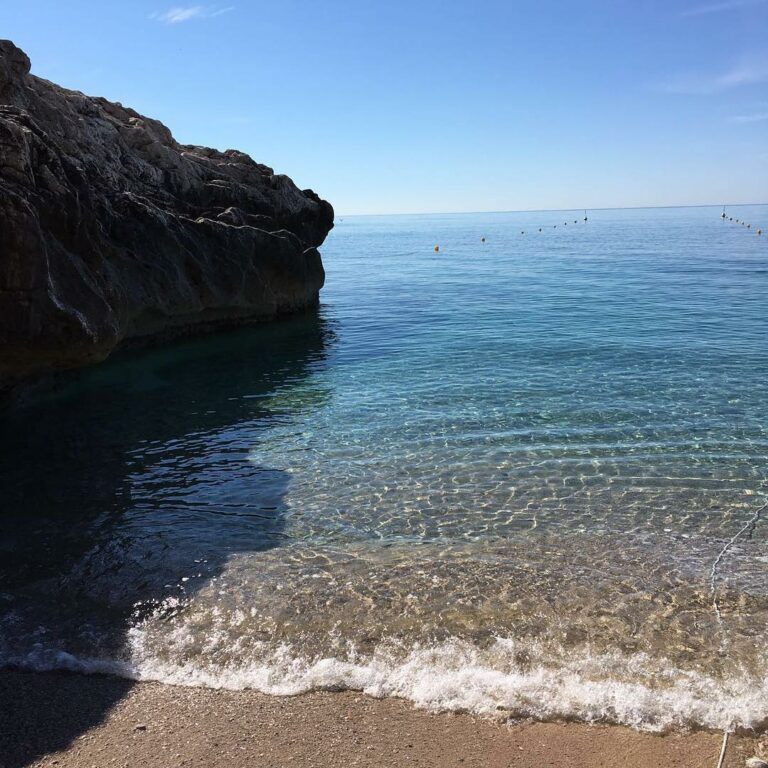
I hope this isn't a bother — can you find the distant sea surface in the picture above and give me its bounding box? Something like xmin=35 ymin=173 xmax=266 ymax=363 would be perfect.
xmin=2 ymin=206 xmax=767 ymax=731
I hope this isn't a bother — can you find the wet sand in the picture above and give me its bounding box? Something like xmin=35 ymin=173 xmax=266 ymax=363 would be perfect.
xmin=1 ymin=669 xmax=764 ymax=768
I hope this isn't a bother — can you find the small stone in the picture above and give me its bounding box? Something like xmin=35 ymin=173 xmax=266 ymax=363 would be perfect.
xmin=134 ymin=724 xmax=148 ymax=731
xmin=746 ymin=758 xmax=768 ymax=768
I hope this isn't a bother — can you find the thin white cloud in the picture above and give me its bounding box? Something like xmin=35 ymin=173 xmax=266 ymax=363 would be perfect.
xmin=728 ymin=112 xmax=768 ymax=122
xmin=157 ymin=6 xmax=203 ymax=23
xmin=657 ymin=56 xmax=768 ymax=94
xmin=681 ymin=0 xmax=767 ymax=16
xmin=153 ymin=5 xmax=234 ymax=24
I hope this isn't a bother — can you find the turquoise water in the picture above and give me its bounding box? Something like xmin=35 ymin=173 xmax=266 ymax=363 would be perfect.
xmin=1 ymin=205 xmax=767 ymax=730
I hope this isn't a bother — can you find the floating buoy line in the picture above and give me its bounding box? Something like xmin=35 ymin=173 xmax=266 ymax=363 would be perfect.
xmin=434 ymin=209 xmax=762 ymax=254
xmin=472 ymin=210 xmax=589 ymax=245
xmin=721 ymin=207 xmax=763 ymax=237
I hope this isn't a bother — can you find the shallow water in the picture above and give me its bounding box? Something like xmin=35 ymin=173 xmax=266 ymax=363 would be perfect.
xmin=2 ymin=206 xmax=768 ymax=731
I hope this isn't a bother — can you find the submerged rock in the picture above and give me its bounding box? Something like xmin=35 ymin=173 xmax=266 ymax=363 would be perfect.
xmin=0 ymin=40 xmax=333 ymax=384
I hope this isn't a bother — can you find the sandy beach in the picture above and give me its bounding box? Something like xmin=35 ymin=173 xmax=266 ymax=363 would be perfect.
xmin=2 ymin=669 xmax=764 ymax=768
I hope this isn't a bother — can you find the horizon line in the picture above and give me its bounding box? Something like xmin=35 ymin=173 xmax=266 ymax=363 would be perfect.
xmin=335 ymin=202 xmax=768 ymax=218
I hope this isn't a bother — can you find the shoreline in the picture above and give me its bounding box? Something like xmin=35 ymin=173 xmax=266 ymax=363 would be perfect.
xmin=2 ymin=669 xmax=765 ymax=768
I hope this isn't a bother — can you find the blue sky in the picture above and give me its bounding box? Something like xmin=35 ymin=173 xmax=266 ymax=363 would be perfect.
xmin=2 ymin=1 xmax=767 ymax=214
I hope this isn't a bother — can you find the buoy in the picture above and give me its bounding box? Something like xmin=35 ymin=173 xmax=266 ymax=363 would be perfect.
xmin=574 ymin=220 xmax=577 ymax=224
xmin=481 ymin=237 xmax=485 ymax=242
xmin=584 ymin=210 xmax=588 ymax=222
xmin=520 ymin=230 xmax=525 ymax=234
xmin=564 ymin=222 xmax=568 ymax=226
xmin=434 ymin=245 xmax=439 ymax=252
xmin=729 ymin=217 xmax=733 ymax=221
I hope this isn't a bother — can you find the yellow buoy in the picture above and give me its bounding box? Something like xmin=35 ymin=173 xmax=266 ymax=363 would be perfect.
xmin=434 ymin=245 xmax=439 ymax=252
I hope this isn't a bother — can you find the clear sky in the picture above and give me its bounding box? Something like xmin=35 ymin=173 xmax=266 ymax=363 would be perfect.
xmin=2 ymin=1 xmax=767 ymax=214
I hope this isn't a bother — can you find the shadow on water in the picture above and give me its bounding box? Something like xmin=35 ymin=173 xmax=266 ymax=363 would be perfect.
xmin=0 ymin=309 xmax=334 ymax=767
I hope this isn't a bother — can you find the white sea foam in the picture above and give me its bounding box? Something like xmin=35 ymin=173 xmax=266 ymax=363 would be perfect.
xmin=5 ymin=633 xmax=767 ymax=733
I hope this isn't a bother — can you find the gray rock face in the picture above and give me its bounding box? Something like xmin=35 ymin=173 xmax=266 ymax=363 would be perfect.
xmin=0 ymin=40 xmax=333 ymax=383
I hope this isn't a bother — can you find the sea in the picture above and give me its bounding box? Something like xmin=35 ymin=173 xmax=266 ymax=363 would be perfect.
xmin=1 ymin=205 xmax=767 ymax=732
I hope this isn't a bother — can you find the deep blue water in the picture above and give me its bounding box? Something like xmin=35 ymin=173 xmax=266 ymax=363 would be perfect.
xmin=1 ymin=205 xmax=767 ymax=730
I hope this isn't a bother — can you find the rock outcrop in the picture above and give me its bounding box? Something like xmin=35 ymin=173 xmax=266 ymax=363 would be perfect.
xmin=0 ymin=40 xmax=333 ymax=384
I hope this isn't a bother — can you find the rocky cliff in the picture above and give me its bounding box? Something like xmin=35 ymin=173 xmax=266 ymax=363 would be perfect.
xmin=0 ymin=40 xmax=333 ymax=384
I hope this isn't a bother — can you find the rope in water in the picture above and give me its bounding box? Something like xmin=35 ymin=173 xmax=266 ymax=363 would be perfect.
xmin=708 ymin=493 xmax=767 ymax=767
xmin=716 ymin=730 xmax=729 ymax=768
xmin=709 ymin=496 xmax=768 ymax=623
